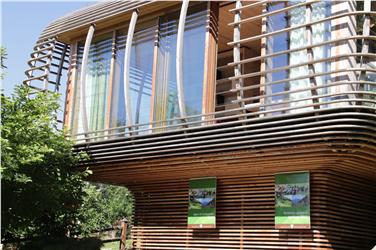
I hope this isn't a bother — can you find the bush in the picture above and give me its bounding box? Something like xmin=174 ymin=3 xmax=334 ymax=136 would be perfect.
xmin=19 ymin=237 xmax=103 ymax=250
xmin=1 ymin=85 xmax=89 ymax=240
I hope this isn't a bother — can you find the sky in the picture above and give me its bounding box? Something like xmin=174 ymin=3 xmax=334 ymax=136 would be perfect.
xmin=1 ymin=0 xmax=94 ymax=96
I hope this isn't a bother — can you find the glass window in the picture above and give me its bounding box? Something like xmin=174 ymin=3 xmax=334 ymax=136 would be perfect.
xmin=72 ymin=33 xmax=112 ymax=138
xmin=69 ymin=3 xmax=209 ymax=139
xmin=265 ymin=1 xmax=331 ymax=114
xmin=110 ymin=24 xmax=155 ymax=134
xmin=154 ymin=4 xmax=207 ymax=128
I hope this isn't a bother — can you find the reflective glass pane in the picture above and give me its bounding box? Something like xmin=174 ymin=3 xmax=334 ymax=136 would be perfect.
xmin=111 ymin=24 xmax=155 ymax=135
xmin=72 ymin=33 xmax=112 ymax=139
xmin=154 ymin=4 xmax=207 ymax=129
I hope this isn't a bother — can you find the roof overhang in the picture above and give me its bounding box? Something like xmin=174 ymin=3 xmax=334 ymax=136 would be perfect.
xmin=38 ymin=0 xmax=180 ymax=43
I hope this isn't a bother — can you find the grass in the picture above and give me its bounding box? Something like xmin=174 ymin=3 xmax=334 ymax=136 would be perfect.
xmin=101 ymin=241 xmax=118 ymax=250
xmin=101 ymin=240 xmax=132 ymax=250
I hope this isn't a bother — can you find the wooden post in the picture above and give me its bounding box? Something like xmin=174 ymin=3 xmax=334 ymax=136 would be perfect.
xmin=55 ymin=44 xmax=68 ymax=92
xmin=233 ymin=1 xmax=246 ymax=118
xmin=64 ymin=41 xmax=78 ymax=131
xmin=358 ymin=0 xmax=371 ymax=104
xmin=202 ymin=1 xmax=219 ymax=124
xmin=105 ymin=30 xmax=117 ymax=137
xmin=43 ymin=39 xmax=56 ymax=90
xmin=305 ymin=3 xmax=319 ymax=109
xmin=259 ymin=3 xmax=267 ymax=117
xmin=149 ymin=18 xmax=160 ymax=131
xmin=119 ymin=219 xmax=128 ymax=250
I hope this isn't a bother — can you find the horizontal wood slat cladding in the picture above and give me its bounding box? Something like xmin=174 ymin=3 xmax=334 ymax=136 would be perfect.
xmin=77 ymin=108 xmax=376 ymax=174
xmin=129 ymin=170 xmax=376 ymax=250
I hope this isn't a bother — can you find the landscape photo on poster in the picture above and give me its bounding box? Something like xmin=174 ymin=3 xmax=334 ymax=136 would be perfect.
xmin=275 ymin=172 xmax=310 ymax=229
xmin=188 ymin=177 xmax=216 ymax=228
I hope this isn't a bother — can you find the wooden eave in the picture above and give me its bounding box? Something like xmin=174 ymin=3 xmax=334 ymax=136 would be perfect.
xmin=39 ymin=0 xmax=181 ymax=43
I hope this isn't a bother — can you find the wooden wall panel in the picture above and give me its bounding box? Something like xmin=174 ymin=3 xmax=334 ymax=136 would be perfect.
xmin=129 ymin=170 xmax=376 ymax=250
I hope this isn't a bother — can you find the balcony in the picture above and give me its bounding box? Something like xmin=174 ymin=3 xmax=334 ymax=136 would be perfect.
xmin=23 ymin=1 xmax=375 ymax=167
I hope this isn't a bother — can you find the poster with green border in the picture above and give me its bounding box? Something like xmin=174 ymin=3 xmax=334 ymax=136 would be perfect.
xmin=188 ymin=177 xmax=216 ymax=228
xmin=275 ymin=172 xmax=310 ymax=229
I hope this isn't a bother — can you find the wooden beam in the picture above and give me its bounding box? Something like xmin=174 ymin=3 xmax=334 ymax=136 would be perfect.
xmin=54 ymin=44 xmax=68 ymax=92
xmin=358 ymin=0 xmax=371 ymax=100
xmin=233 ymin=1 xmax=246 ymax=115
xmin=202 ymin=1 xmax=219 ymax=123
xmin=305 ymin=3 xmax=319 ymax=109
xmin=63 ymin=42 xmax=78 ymax=130
xmin=259 ymin=3 xmax=267 ymax=116
xmin=149 ymin=18 xmax=160 ymax=128
xmin=105 ymin=30 xmax=117 ymax=135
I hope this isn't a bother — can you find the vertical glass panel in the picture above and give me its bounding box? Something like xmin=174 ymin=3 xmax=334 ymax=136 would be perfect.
xmin=265 ymin=2 xmax=289 ymax=114
xmin=365 ymin=70 xmax=376 ymax=107
xmin=130 ymin=26 xmax=155 ymax=130
xmin=72 ymin=33 xmax=112 ymax=139
xmin=154 ymin=4 xmax=207 ymax=129
xmin=311 ymin=1 xmax=331 ymax=103
xmin=288 ymin=4 xmax=310 ymax=112
xmin=111 ymin=30 xmax=126 ymax=131
xmin=265 ymin=1 xmax=332 ymax=114
xmin=111 ymin=24 xmax=155 ymax=135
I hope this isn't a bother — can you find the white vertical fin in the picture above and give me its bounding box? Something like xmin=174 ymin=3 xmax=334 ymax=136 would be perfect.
xmin=80 ymin=24 xmax=95 ymax=140
xmin=176 ymin=0 xmax=189 ymax=119
xmin=124 ymin=9 xmax=139 ymax=129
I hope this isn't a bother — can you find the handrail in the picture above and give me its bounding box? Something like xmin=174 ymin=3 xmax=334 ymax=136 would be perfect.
xmin=73 ymin=103 xmax=376 ymax=145
xmin=68 ymin=74 xmax=376 ymax=139
xmin=232 ymin=81 xmax=376 ymax=103
xmin=70 ymin=94 xmax=376 ymax=143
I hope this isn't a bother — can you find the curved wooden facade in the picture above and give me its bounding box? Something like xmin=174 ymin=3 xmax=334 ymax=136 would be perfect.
xmin=24 ymin=1 xmax=375 ymax=249
xmin=131 ymin=170 xmax=375 ymax=249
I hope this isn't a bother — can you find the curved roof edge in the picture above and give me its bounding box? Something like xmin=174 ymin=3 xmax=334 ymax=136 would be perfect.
xmin=38 ymin=0 xmax=153 ymax=42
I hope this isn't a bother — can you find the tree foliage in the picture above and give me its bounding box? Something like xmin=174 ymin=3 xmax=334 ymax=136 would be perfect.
xmin=1 ymin=85 xmax=134 ymax=245
xmin=77 ymin=183 xmax=134 ymax=235
xmin=1 ymin=85 xmax=89 ymax=240
xmin=0 ymin=46 xmax=7 ymax=79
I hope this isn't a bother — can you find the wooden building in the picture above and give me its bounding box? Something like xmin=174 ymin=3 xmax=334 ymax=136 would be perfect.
xmin=24 ymin=1 xmax=376 ymax=249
